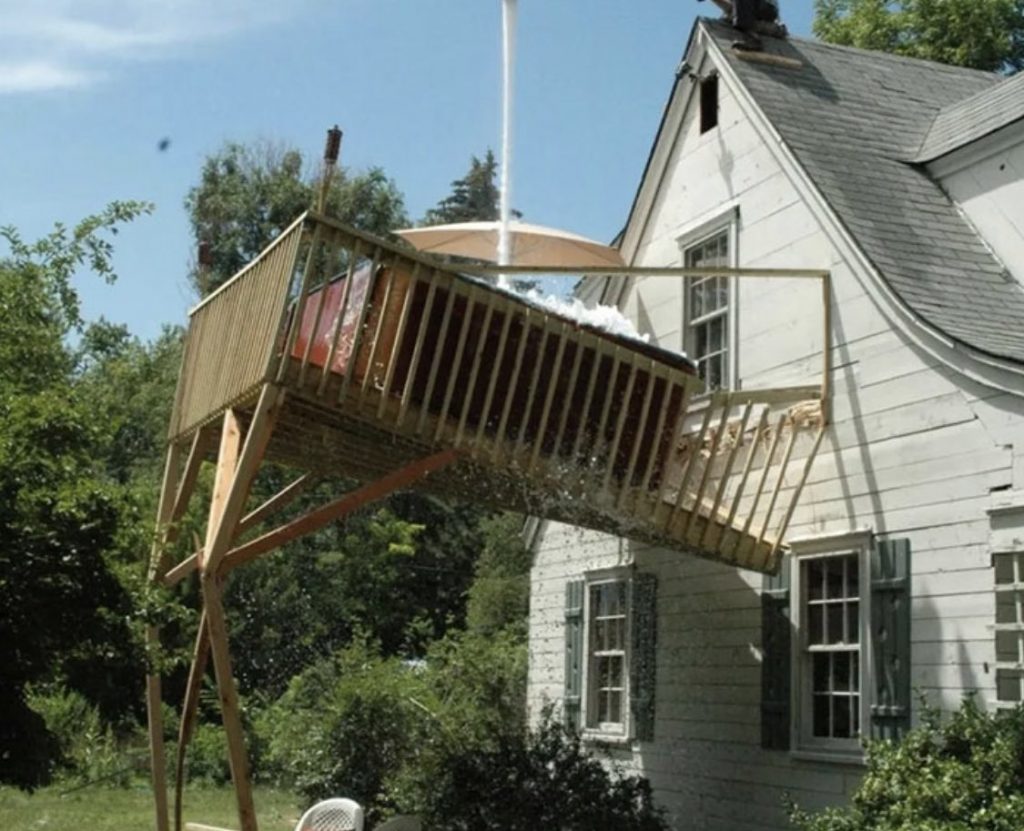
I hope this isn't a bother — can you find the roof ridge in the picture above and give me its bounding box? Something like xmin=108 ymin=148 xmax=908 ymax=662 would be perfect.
xmin=699 ymin=17 xmax=997 ymax=83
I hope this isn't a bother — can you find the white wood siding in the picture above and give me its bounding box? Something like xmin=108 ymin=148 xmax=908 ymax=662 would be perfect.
xmin=928 ymin=122 xmax=1024 ymax=286
xmin=528 ymin=39 xmax=1023 ymax=831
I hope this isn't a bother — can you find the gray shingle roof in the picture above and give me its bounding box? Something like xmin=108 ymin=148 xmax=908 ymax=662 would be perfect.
xmin=702 ymin=19 xmax=1024 ymax=364
xmin=914 ymin=70 xmax=1024 ymax=162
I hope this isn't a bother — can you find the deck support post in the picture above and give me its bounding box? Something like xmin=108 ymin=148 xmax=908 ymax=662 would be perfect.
xmin=146 ymin=440 xmax=184 ymax=831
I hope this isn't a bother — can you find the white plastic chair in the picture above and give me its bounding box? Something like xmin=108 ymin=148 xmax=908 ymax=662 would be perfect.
xmin=294 ymin=798 xmax=365 ymax=831
xmin=374 ymin=817 xmax=422 ymax=831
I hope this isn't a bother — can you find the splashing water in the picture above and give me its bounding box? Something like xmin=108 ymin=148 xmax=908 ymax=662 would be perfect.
xmin=498 ymin=0 xmax=516 ymax=271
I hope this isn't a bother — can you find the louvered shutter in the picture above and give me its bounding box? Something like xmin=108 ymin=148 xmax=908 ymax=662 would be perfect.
xmin=761 ymin=556 xmax=791 ymax=750
xmin=630 ymin=573 xmax=658 ymax=742
xmin=564 ymin=579 xmax=584 ymax=731
xmin=870 ymin=538 xmax=911 ymax=740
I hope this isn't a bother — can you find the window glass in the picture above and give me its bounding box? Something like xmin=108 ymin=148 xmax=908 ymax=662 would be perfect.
xmin=684 ymin=231 xmax=730 ymax=391
xmin=803 ymin=553 xmax=861 ymax=741
xmin=587 ymin=579 xmax=628 ymax=730
xmin=995 ymin=552 xmax=1024 ymax=704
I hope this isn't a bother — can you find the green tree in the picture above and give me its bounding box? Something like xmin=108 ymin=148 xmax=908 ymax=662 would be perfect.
xmin=790 ymin=696 xmax=1024 ymax=830
xmin=0 ymin=204 xmax=153 ymax=788
xmin=465 ymin=512 xmax=533 ymax=637
xmin=813 ymin=0 xmax=1024 ymax=71
xmin=185 ymin=140 xmax=409 ymax=295
xmin=422 ymin=150 xmax=502 ymax=225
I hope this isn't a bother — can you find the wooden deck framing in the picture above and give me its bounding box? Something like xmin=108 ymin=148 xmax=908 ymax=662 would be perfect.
xmin=146 ymin=211 xmax=832 ymax=831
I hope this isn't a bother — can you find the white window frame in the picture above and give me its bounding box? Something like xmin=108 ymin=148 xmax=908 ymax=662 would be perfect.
xmin=994 ymin=549 xmax=1024 ymax=705
xmin=677 ymin=207 xmax=739 ymax=393
xmin=581 ymin=568 xmax=632 ymax=741
xmin=788 ymin=529 xmax=873 ymax=762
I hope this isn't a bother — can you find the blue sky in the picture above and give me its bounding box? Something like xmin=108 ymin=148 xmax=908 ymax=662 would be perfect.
xmin=0 ymin=1 xmax=814 ymax=342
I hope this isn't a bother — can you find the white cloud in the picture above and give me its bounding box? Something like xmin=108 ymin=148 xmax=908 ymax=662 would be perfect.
xmin=0 ymin=60 xmax=99 ymax=93
xmin=0 ymin=1 xmax=299 ymax=94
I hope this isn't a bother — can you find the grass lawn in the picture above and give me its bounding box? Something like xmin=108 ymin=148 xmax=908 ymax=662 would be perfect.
xmin=0 ymin=784 xmax=300 ymax=831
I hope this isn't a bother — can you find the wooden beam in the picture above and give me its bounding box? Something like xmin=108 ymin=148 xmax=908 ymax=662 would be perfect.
xmin=338 ymin=246 xmax=382 ymax=405
xmin=455 ymin=264 xmax=828 ymax=279
xmin=221 ymin=449 xmax=460 ymax=573
xmin=185 ymin=825 xmax=238 ymax=831
xmin=236 ymin=474 xmax=314 ymax=538
xmin=162 ymin=473 xmax=315 ymax=588
xmin=770 ymin=424 xmax=827 ymax=560
xmin=146 ymin=627 xmax=171 ymax=831
xmin=201 ymin=411 xmax=242 ymax=573
xmin=154 ymin=426 xmax=215 ymax=580
xmin=145 ymin=441 xmax=183 ymax=831
xmin=203 ymin=386 xmax=283 ymax=575
xmin=701 ymin=399 xmax=754 ymax=549
xmin=175 ymin=611 xmax=211 ymax=831
xmin=821 ymin=273 xmax=832 ymax=425
xmin=275 ymin=223 xmax=323 ymax=385
xmin=201 ymin=576 xmax=258 ymax=831
xmin=317 ymin=238 xmax=361 ymax=397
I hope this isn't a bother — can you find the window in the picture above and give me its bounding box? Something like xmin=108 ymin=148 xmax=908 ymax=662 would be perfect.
xmin=763 ymin=533 xmax=911 ymax=757
xmin=586 ymin=578 xmax=629 ymax=730
xmin=684 ymin=230 xmax=731 ymax=391
xmin=700 ymin=73 xmax=718 ymax=133
xmin=995 ymin=551 xmax=1024 ymax=703
xmin=564 ymin=572 xmax=657 ymax=742
xmin=801 ymin=554 xmax=862 ymax=743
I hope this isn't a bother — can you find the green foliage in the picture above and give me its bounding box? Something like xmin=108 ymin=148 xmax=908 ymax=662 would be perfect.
xmin=258 ymin=627 xmax=528 ymax=825
xmin=465 ymin=512 xmax=533 ymax=637
xmin=422 ymin=150 xmax=501 ymax=225
xmin=404 ymin=714 xmax=667 ymax=831
xmin=187 ymin=722 xmax=233 ymax=786
xmin=258 ymin=639 xmax=422 ymax=814
xmin=0 ymin=205 xmax=153 ymax=789
xmin=789 ymin=697 xmax=1024 ymax=830
xmin=185 ymin=140 xmax=408 ymax=295
xmin=813 ymin=0 xmax=1024 ymax=71
xmin=26 ymin=685 xmax=132 ymax=788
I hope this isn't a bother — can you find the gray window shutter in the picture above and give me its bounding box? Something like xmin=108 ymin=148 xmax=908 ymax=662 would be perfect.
xmin=564 ymin=579 xmax=584 ymax=731
xmin=630 ymin=573 xmax=658 ymax=742
xmin=761 ymin=556 xmax=791 ymax=750
xmin=871 ymin=538 xmax=911 ymax=740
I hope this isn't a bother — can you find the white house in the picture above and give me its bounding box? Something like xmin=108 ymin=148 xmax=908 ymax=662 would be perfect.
xmin=527 ymin=17 xmax=1024 ymax=830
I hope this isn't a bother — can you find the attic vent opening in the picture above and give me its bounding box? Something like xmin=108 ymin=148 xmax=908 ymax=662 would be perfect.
xmin=700 ymin=73 xmax=719 ymax=134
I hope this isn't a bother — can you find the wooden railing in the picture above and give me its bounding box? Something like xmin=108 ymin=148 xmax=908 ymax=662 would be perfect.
xmin=166 ymin=211 xmax=828 ymax=573
xmin=167 ymin=215 xmax=305 ymax=439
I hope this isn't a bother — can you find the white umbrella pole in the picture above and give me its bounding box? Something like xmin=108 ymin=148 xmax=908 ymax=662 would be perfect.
xmin=498 ymin=0 xmax=517 ymax=272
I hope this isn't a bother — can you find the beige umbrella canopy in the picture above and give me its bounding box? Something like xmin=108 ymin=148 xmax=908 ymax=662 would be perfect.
xmin=395 ymin=220 xmax=624 ymax=268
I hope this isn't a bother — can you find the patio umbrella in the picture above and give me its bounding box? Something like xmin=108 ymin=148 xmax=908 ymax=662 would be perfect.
xmin=395 ymin=220 xmax=624 ymax=268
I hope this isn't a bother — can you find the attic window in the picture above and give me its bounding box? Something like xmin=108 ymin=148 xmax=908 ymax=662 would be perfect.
xmin=700 ymin=73 xmax=718 ymax=134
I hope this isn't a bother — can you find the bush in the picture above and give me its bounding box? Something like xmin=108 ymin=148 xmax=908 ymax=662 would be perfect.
xmin=26 ymin=684 xmax=131 ymax=787
xmin=789 ymin=697 xmax=1024 ymax=831
xmin=256 ymin=639 xmax=422 ymax=818
xmin=401 ymin=713 xmax=667 ymax=831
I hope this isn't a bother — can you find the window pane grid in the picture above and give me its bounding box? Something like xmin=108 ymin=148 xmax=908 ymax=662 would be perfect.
xmin=587 ymin=581 xmax=628 ymax=729
xmin=684 ymin=231 xmax=729 ymax=391
xmin=995 ymin=553 xmax=1024 ymax=702
xmin=803 ymin=553 xmax=861 ymax=740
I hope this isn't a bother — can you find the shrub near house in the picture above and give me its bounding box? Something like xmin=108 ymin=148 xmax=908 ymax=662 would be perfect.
xmin=790 ymin=698 xmax=1024 ymax=831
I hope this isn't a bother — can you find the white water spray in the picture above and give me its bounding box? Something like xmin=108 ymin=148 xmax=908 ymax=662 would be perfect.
xmin=498 ymin=0 xmax=516 ymax=277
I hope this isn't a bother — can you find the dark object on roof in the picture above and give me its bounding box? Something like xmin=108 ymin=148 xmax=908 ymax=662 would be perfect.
xmin=913 ymin=70 xmax=1024 ymax=162
xmin=702 ymin=19 xmax=1024 ymax=364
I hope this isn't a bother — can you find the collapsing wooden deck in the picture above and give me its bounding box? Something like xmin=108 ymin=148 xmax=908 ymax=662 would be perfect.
xmin=167 ymin=211 xmax=826 ymax=575
xmin=146 ymin=211 xmax=830 ymax=831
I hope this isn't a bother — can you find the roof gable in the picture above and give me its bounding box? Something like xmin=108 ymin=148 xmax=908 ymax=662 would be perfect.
xmin=914 ymin=70 xmax=1024 ymax=162
xmin=700 ymin=19 xmax=1024 ymax=365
